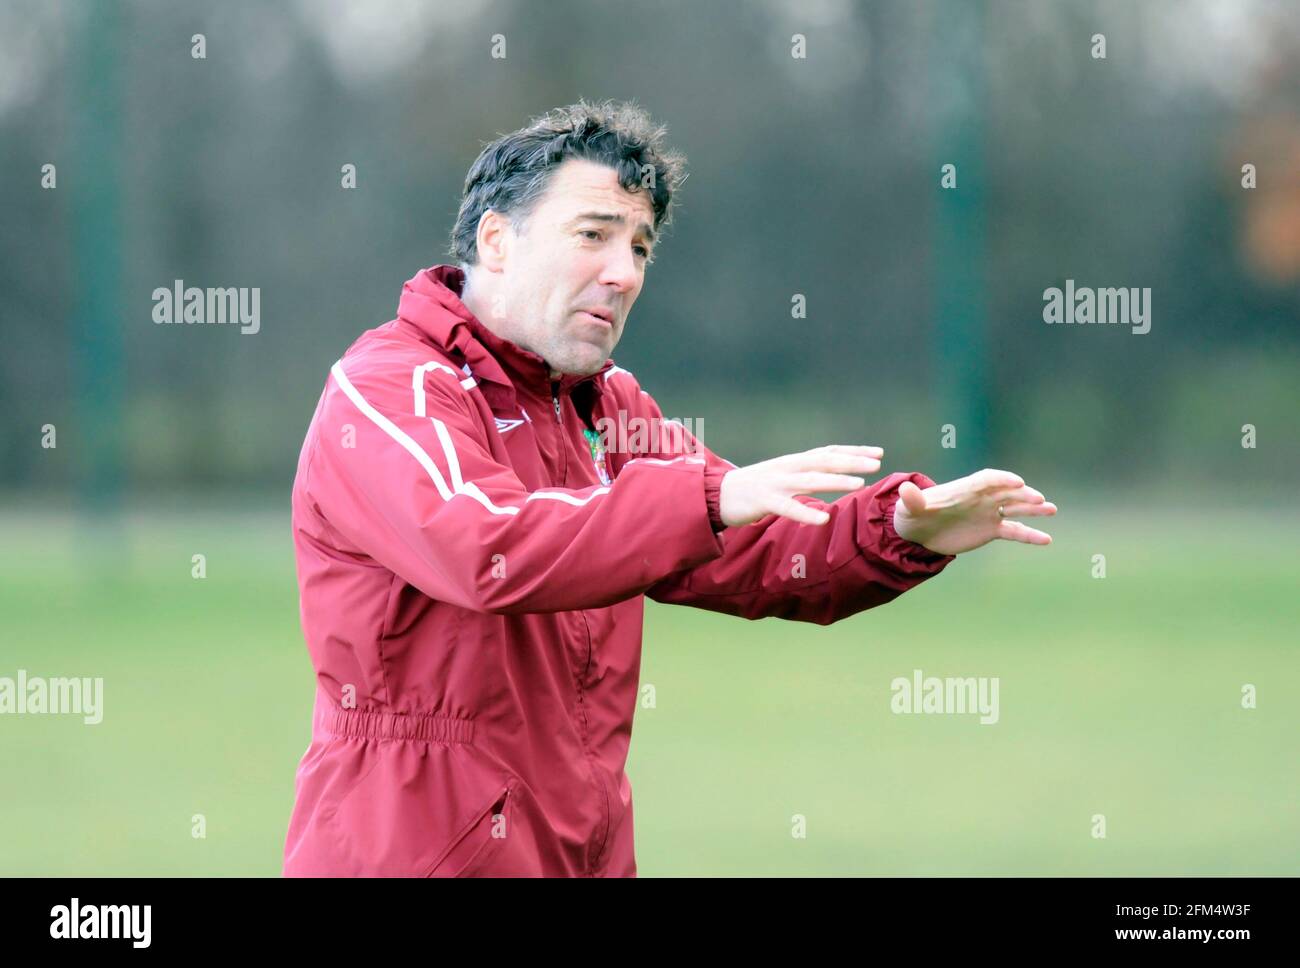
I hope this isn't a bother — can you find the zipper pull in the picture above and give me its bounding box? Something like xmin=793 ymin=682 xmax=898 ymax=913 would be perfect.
xmin=552 ymin=381 xmax=562 ymax=422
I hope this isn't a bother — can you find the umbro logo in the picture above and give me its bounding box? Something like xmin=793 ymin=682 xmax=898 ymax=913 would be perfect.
xmin=494 ymin=416 xmax=526 ymax=433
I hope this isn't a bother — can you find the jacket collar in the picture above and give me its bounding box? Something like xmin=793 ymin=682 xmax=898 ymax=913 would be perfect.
xmin=395 ymin=264 xmax=615 ymax=401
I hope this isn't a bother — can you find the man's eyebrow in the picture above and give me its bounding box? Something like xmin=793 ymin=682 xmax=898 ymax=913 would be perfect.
xmin=568 ymin=211 xmax=656 ymax=243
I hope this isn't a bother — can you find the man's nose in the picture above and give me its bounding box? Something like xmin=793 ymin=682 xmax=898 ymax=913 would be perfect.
xmin=597 ymin=247 xmax=640 ymax=293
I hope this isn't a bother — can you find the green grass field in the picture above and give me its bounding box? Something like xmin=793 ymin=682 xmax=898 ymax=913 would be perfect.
xmin=1 ymin=504 xmax=1296 ymax=876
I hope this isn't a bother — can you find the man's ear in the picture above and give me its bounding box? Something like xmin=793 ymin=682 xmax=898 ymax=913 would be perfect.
xmin=475 ymin=209 xmax=511 ymax=273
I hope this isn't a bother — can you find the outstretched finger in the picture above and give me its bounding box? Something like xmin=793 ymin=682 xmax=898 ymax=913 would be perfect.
xmin=775 ymin=495 xmax=831 ymax=526
xmin=997 ymin=519 xmax=1052 ymax=545
xmin=995 ymin=485 xmax=1046 ymax=505
xmin=998 ymin=501 xmax=1057 ymax=518
xmin=822 ymin=444 xmax=885 ymax=457
xmin=789 ymin=472 xmax=867 ymax=494
xmin=795 ymin=451 xmax=882 ymax=475
xmin=978 ymin=468 xmax=1026 ymax=491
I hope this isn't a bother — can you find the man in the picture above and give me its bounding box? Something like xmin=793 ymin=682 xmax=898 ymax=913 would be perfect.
xmin=281 ymin=100 xmax=1056 ymax=877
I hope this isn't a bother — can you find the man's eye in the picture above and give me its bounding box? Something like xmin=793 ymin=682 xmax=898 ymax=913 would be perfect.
xmin=633 ymin=245 xmax=649 ymax=258
xmin=579 ymin=229 xmax=602 ymax=241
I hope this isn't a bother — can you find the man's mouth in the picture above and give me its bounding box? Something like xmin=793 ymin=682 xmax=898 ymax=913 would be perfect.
xmin=575 ymin=306 xmax=615 ymax=328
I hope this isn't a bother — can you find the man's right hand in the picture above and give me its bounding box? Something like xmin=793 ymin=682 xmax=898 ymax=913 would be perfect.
xmin=719 ymin=445 xmax=884 ymax=527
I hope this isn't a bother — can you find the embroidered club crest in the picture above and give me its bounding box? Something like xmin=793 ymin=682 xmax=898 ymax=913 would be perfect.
xmin=582 ymin=428 xmax=612 ymax=486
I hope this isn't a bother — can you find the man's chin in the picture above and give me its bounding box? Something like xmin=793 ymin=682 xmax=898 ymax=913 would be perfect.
xmin=550 ymin=343 xmax=612 ymax=377
xmin=554 ymin=360 xmax=606 ymax=378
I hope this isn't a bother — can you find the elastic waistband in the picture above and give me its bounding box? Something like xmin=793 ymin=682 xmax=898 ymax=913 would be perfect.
xmin=315 ymin=692 xmax=475 ymax=745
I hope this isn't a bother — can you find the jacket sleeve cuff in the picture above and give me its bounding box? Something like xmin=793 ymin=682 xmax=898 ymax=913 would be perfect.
xmin=704 ymin=464 xmax=728 ymax=533
xmin=868 ymin=471 xmax=956 ymax=574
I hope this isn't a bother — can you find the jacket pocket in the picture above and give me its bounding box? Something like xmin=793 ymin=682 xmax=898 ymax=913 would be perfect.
xmin=319 ymin=740 xmax=513 ymax=877
xmin=423 ymin=781 xmax=513 ymax=877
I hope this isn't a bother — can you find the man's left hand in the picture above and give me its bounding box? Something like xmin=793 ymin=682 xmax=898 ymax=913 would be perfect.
xmin=892 ymin=468 xmax=1057 ymax=556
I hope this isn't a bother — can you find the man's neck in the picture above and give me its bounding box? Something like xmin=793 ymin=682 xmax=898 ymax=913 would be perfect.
xmin=460 ymin=273 xmax=561 ymax=381
xmin=458 ymin=274 xmax=500 ymax=340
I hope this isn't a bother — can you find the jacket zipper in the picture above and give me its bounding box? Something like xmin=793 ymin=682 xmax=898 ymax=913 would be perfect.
xmin=553 ymin=376 xmax=612 ymax=869
xmin=575 ymin=610 xmax=612 ymax=873
xmin=550 ymin=380 xmax=568 ymax=485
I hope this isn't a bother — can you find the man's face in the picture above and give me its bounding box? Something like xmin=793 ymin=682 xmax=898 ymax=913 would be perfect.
xmin=492 ymin=158 xmax=656 ymax=376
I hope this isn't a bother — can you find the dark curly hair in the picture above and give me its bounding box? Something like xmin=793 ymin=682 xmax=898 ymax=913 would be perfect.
xmin=449 ymin=99 xmax=687 ymax=265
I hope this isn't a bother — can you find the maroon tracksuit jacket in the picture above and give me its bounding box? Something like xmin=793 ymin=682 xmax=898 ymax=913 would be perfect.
xmin=281 ymin=264 xmax=954 ymax=876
